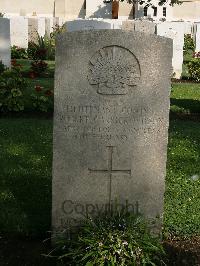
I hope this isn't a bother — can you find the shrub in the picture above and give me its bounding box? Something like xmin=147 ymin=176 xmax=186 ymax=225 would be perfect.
xmin=0 ymin=66 xmax=27 ymax=112
xmin=27 ymin=40 xmax=47 ymax=60
xmin=54 ymin=213 xmax=166 ymax=266
xmin=187 ymin=58 xmax=200 ymax=82
xmin=11 ymin=45 xmax=28 ymax=59
xmin=31 ymin=85 xmax=53 ymax=112
xmin=0 ymin=61 xmax=7 ymax=75
xmin=27 ymin=34 xmax=55 ymax=60
xmin=183 ymin=34 xmax=195 ymax=54
xmin=31 ymin=60 xmax=48 ymax=76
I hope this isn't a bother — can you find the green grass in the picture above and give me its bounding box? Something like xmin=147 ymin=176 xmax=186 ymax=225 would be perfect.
xmin=0 ymin=118 xmax=199 ymax=238
xmin=171 ymin=83 xmax=200 ymax=114
xmin=165 ymin=120 xmax=200 ymax=237
xmin=0 ymin=118 xmax=53 ymax=237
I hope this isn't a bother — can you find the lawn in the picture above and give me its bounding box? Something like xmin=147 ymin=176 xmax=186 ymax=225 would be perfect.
xmin=0 ymin=118 xmax=53 ymax=237
xmin=171 ymin=83 xmax=200 ymax=114
xmin=0 ymin=58 xmax=199 ymax=239
xmin=0 ymin=117 xmax=199 ymax=239
xmin=0 ymin=59 xmax=199 ymax=238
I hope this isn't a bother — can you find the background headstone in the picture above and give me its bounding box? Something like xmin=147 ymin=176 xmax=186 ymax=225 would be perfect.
xmin=194 ymin=22 xmax=200 ymax=52
xmin=122 ymin=20 xmax=156 ymax=34
xmin=28 ymin=18 xmax=38 ymax=43
xmin=65 ymin=19 xmax=112 ymax=32
xmin=52 ymin=30 xmax=172 ymax=236
xmin=0 ymin=18 xmax=11 ymax=67
xmin=134 ymin=20 xmax=156 ymax=34
xmin=38 ymin=18 xmax=46 ymax=37
xmin=10 ymin=17 xmax=28 ymax=48
xmin=156 ymin=22 xmax=185 ymax=79
xmin=183 ymin=21 xmax=192 ymax=35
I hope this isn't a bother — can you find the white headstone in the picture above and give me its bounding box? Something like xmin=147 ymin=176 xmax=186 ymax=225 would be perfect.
xmin=194 ymin=23 xmax=200 ymax=52
xmin=65 ymin=19 xmax=113 ymax=32
xmin=45 ymin=18 xmax=51 ymax=37
xmin=157 ymin=22 xmax=184 ymax=79
xmin=10 ymin=17 xmax=28 ymax=48
xmin=0 ymin=18 xmax=11 ymax=67
xmin=38 ymin=18 xmax=46 ymax=37
xmin=183 ymin=22 xmax=192 ymax=35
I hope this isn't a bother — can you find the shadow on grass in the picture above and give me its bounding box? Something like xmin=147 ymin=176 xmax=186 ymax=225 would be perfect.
xmin=0 ymin=118 xmax=53 ymax=238
xmin=171 ymin=98 xmax=200 ymax=114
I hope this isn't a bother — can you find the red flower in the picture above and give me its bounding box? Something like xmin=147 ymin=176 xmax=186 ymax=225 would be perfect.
xmin=29 ymin=71 xmax=36 ymax=79
xmin=45 ymin=89 xmax=53 ymax=96
xmin=11 ymin=59 xmax=17 ymax=66
xmin=35 ymin=85 xmax=43 ymax=92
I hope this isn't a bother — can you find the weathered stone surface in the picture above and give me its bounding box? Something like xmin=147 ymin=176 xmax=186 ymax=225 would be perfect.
xmin=122 ymin=20 xmax=135 ymax=31
xmin=52 ymin=30 xmax=172 ymax=235
xmin=0 ymin=18 xmax=11 ymax=67
xmin=134 ymin=20 xmax=156 ymax=34
xmin=122 ymin=20 xmax=155 ymax=34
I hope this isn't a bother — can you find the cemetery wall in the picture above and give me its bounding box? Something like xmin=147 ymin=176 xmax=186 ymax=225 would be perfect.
xmin=0 ymin=0 xmax=55 ymax=17
xmin=172 ymin=1 xmax=200 ymax=21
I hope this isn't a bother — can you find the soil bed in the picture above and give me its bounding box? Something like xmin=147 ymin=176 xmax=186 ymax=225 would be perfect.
xmin=1 ymin=235 xmax=200 ymax=266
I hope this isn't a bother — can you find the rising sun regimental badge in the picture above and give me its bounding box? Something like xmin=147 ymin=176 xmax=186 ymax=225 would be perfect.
xmin=88 ymin=45 xmax=141 ymax=95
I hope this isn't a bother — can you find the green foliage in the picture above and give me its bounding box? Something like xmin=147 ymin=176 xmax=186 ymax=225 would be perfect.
xmin=55 ymin=213 xmax=166 ymax=266
xmin=27 ymin=40 xmax=47 ymax=60
xmin=31 ymin=85 xmax=53 ymax=112
xmin=0 ymin=60 xmax=7 ymax=75
xmin=0 ymin=66 xmax=27 ymax=112
xmin=183 ymin=34 xmax=195 ymax=55
xmin=11 ymin=45 xmax=28 ymax=59
xmin=0 ymin=12 xmax=4 ymax=17
xmin=187 ymin=58 xmax=200 ymax=82
xmin=44 ymin=36 xmax=55 ymax=60
xmin=31 ymin=60 xmax=48 ymax=76
xmin=51 ymin=24 xmax=66 ymax=38
xmin=27 ymin=34 xmax=55 ymax=61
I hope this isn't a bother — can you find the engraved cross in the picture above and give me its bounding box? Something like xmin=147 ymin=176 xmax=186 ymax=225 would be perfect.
xmin=88 ymin=146 xmax=131 ymax=211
